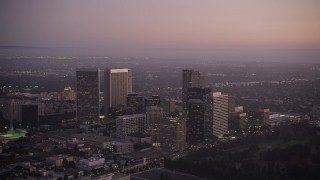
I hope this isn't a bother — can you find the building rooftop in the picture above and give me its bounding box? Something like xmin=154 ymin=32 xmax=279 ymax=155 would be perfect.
xmin=126 ymin=133 xmax=150 ymax=138
xmin=117 ymin=114 xmax=145 ymax=119
xmin=109 ymin=69 xmax=129 ymax=73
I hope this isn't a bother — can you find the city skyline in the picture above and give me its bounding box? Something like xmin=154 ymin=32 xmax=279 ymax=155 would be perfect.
xmin=1 ymin=61 xmax=319 ymax=179
xmin=0 ymin=1 xmax=320 ymax=179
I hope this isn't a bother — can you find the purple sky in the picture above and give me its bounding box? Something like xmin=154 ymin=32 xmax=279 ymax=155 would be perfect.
xmin=1 ymin=0 xmax=320 ymax=52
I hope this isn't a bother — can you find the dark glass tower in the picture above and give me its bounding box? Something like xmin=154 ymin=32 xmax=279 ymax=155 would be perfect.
xmin=127 ymin=93 xmax=144 ymax=114
xmin=186 ymin=87 xmax=211 ymax=102
xmin=182 ymin=69 xmax=204 ymax=105
xmin=76 ymin=68 xmax=100 ymax=124
xmin=186 ymin=99 xmax=205 ymax=144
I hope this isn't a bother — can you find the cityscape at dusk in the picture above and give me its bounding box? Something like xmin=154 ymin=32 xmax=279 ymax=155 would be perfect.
xmin=0 ymin=1 xmax=320 ymax=180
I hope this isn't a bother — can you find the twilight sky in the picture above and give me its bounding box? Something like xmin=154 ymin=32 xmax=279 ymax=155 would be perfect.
xmin=0 ymin=0 xmax=320 ymax=52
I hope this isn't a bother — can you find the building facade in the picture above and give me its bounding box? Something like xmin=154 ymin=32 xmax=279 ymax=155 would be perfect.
xmin=146 ymin=106 xmax=163 ymax=131
xmin=182 ymin=69 xmax=205 ymax=105
xmin=104 ymin=69 xmax=132 ymax=116
xmin=104 ymin=141 xmax=134 ymax=154
xmin=116 ymin=114 xmax=146 ymax=139
xmin=229 ymin=112 xmax=248 ymax=133
xmin=186 ymin=99 xmax=205 ymax=144
xmin=126 ymin=93 xmax=144 ymax=114
xmin=205 ymin=92 xmax=229 ymax=137
xmin=246 ymin=108 xmax=270 ymax=130
xmin=76 ymin=68 xmax=100 ymax=124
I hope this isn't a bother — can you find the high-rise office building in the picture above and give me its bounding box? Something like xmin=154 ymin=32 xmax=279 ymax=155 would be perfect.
xmin=104 ymin=69 xmax=132 ymax=115
xmin=182 ymin=69 xmax=204 ymax=105
xmin=228 ymin=95 xmax=236 ymax=113
xmin=76 ymin=68 xmax=100 ymax=124
xmin=187 ymin=87 xmax=211 ymax=140
xmin=146 ymin=106 xmax=163 ymax=131
xmin=3 ymin=99 xmax=44 ymax=129
xmin=205 ymin=92 xmax=229 ymax=137
xmin=229 ymin=112 xmax=248 ymax=133
xmin=186 ymin=87 xmax=211 ymax=102
xmin=204 ymin=95 xmax=214 ymax=139
xmin=186 ymin=99 xmax=205 ymax=144
xmin=116 ymin=114 xmax=146 ymax=139
xmin=127 ymin=93 xmax=144 ymax=114
xmin=158 ymin=117 xmax=186 ymax=151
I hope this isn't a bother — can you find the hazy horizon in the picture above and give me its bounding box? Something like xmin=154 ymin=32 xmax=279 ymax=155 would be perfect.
xmin=0 ymin=46 xmax=319 ymax=63
xmin=1 ymin=0 xmax=320 ymax=61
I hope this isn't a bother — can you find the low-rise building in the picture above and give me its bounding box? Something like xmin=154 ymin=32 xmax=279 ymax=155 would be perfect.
xmin=78 ymin=157 xmax=105 ymax=171
xmin=103 ymin=141 xmax=134 ymax=154
xmin=229 ymin=112 xmax=248 ymax=132
xmin=46 ymin=155 xmax=74 ymax=168
xmin=125 ymin=133 xmax=152 ymax=144
xmin=268 ymin=112 xmax=301 ymax=126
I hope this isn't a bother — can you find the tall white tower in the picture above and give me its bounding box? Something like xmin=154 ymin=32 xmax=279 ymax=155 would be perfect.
xmin=104 ymin=69 xmax=132 ymax=115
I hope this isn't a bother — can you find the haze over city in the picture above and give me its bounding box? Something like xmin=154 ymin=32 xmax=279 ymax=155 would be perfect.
xmin=0 ymin=1 xmax=320 ymax=180
xmin=1 ymin=0 xmax=320 ymax=59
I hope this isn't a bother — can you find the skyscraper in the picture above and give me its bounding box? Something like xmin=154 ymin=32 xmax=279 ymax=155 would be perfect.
xmin=182 ymin=69 xmax=204 ymax=105
xmin=146 ymin=106 xmax=163 ymax=131
xmin=205 ymin=92 xmax=229 ymax=137
xmin=127 ymin=93 xmax=144 ymax=114
xmin=186 ymin=99 xmax=205 ymax=144
xmin=104 ymin=69 xmax=132 ymax=116
xmin=228 ymin=95 xmax=236 ymax=113
xmin=186 ymin=87 xmax=211 ymax=102
xmin=76 ymin=68 xmax=100 ymax=124
xmin=183 ymin=69 xmax=207 ymax=145
xmin=158 ymin=116 xmax=186 ymax=151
